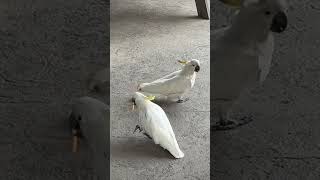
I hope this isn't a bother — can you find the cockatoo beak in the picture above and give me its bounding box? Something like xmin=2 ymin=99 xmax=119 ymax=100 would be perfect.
xmin=72 ymin=129 xmax=78 ymax=153
xmin=270 ymin=11 xmax=288 ymax=33
xmin=131 ymin=97 xmax=136 ymax=111
xmin=195 ymin=65 xmax=200 ymax=72
xmin=132 ymin=102 xmax=135 ymax=111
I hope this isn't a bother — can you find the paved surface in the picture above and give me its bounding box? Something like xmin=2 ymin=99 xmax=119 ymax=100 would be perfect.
xmin=110 ymin=0 xmax=210 ymax=179
xmin=2 ymin=0 xmax=317 ymax=179
xmin=212 ymin=0 xmax=320 ymax=179
xmin=0 ymin=0 xmax=109 ymax=179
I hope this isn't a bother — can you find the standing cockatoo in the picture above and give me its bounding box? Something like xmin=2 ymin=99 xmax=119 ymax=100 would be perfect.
xmin=212 ymin=0 xmax=288 ymax=130
xmin=132 ymin=92 xmax=184 ymax=158
xmin=138 ymin=59 xmax=200 ymax=103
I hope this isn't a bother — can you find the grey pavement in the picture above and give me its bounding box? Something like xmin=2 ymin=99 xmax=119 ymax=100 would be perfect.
xmin=0 ymin=0 xmax=109 ymax=179
xmin=110 ymin=0 xmax=210 ymax=179
xmin=212 ymin=0 xmax=320 ymax=179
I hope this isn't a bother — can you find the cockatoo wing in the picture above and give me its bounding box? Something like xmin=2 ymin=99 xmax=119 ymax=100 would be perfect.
xmin=152 ymin=126 xmax=184 ymax=158
xmin=140 ymin=76 xmax=186 ymax=95
xmin=142 ymin=103 xmax=184 ymax=158
xmin=151 ymin=70 xmax=181 ymax=83
xmin=142 ymin=103 xmax=174 ymax=135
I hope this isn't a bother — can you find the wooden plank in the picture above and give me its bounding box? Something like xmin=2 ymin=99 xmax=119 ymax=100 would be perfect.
xmin=195 ymin=0 xmax=210 ymax=19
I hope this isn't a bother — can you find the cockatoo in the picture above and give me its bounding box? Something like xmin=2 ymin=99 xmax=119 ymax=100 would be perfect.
xmin=132 ymin=92 xmax=184 ymax=159
xmin=87 ymin=68 xmax=109 ymax=93
xmin=69 ymin=96 xmax=109 ymax=179
xmin=212 ymin=0 xmax=288 ymax=130
xmin=138 ymin=59 xmax=200 ymax=103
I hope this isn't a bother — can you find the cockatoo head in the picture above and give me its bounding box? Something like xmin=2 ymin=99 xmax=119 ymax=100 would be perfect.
xmin=131 ymin=92 xmax=155 ymax=110
xmin=219 ymin=0 xmax=288 ymax=33
xmin=178 ymin=59 xmax=200 ymax=73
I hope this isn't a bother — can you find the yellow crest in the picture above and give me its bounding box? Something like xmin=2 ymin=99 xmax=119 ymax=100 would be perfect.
xmin=218 ymin=0 xmax=242 ymax=7
xmin=178 ymin=60 xmax=188 ymax=65
xmin=144 ymin=95 xmax=155 ymax=101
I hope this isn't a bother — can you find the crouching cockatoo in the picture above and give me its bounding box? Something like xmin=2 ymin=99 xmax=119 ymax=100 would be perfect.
xmin=132 ymin=92 xmax=184 ymax=158
xmin=138 ymin=59 xmax=200 ymax=103
xmin=69 ymin=96 xmax=109 ymax=179
xmin=212 ymin=0 xmax=288 ymax=130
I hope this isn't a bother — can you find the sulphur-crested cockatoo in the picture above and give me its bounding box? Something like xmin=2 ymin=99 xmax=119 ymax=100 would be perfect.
xmin=212 ymin=0 xmax=288 ymax=130
xmin=138 ymin=59 xmax=200 ymax=103
xmin=69 ymin=96 xmax=109 ymax=179
xmin=132 ymin=92 xmax=184 ymax=158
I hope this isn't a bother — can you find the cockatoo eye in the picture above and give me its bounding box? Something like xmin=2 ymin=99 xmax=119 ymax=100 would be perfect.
xmin=265 ymin=11 xmax=271 ymax=15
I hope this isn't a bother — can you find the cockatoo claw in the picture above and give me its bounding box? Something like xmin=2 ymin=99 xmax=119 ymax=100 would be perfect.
xmin=133 ymin=125 xmax=143 ymax=133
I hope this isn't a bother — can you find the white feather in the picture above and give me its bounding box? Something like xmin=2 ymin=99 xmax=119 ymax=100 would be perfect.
xmin=133 ymin=92 xmax=184 ymax=158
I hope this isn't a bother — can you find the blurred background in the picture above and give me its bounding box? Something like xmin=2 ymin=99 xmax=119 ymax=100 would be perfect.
xmin=212 ymin=0 xmax=320 ymax=179
xmin=0 ymin=0 xmax=109 ymax=179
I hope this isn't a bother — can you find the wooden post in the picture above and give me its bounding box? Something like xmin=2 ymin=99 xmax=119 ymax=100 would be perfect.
xmin=195 ymin=0 xmax=210 ymax=19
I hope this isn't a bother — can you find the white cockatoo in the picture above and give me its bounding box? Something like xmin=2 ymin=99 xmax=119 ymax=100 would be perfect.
xmin=212 ymin=0 xmax=288 ymax=130
xmin=69 ymin=96 xmax=109 ymax=179
xmin=138 ymin=59 xmax=200 ymax=103
xmin=132 ymin=92 xmax=184 ymax=159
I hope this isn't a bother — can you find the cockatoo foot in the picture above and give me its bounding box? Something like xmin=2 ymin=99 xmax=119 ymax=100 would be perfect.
xmin=133 ymin=125 xmax=143 ymax=133
xmin=212 ymin=116 xmax=253 ymax=131
xmin=176 ymin=98 xmax=189 ymax=103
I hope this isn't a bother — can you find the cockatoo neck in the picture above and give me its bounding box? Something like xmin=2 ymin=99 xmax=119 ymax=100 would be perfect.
xmin=227 ymin=10 xmax=270 ymax=45
xmin=135 ymin=98 xmax=151 ymax=109
xmin=180 ymin=66 xmax=195 ymax=76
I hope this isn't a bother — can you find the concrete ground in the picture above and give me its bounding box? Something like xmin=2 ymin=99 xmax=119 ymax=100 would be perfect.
xmin=0 ymin=0 xmax=109 ymax=179
xmin=212 ymin=0 xmax=320 ymax=179
xmin=110 ymin=0 xmax=210 ymax=179
xmin=3 ymin=0 xmax=317 ymax=179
